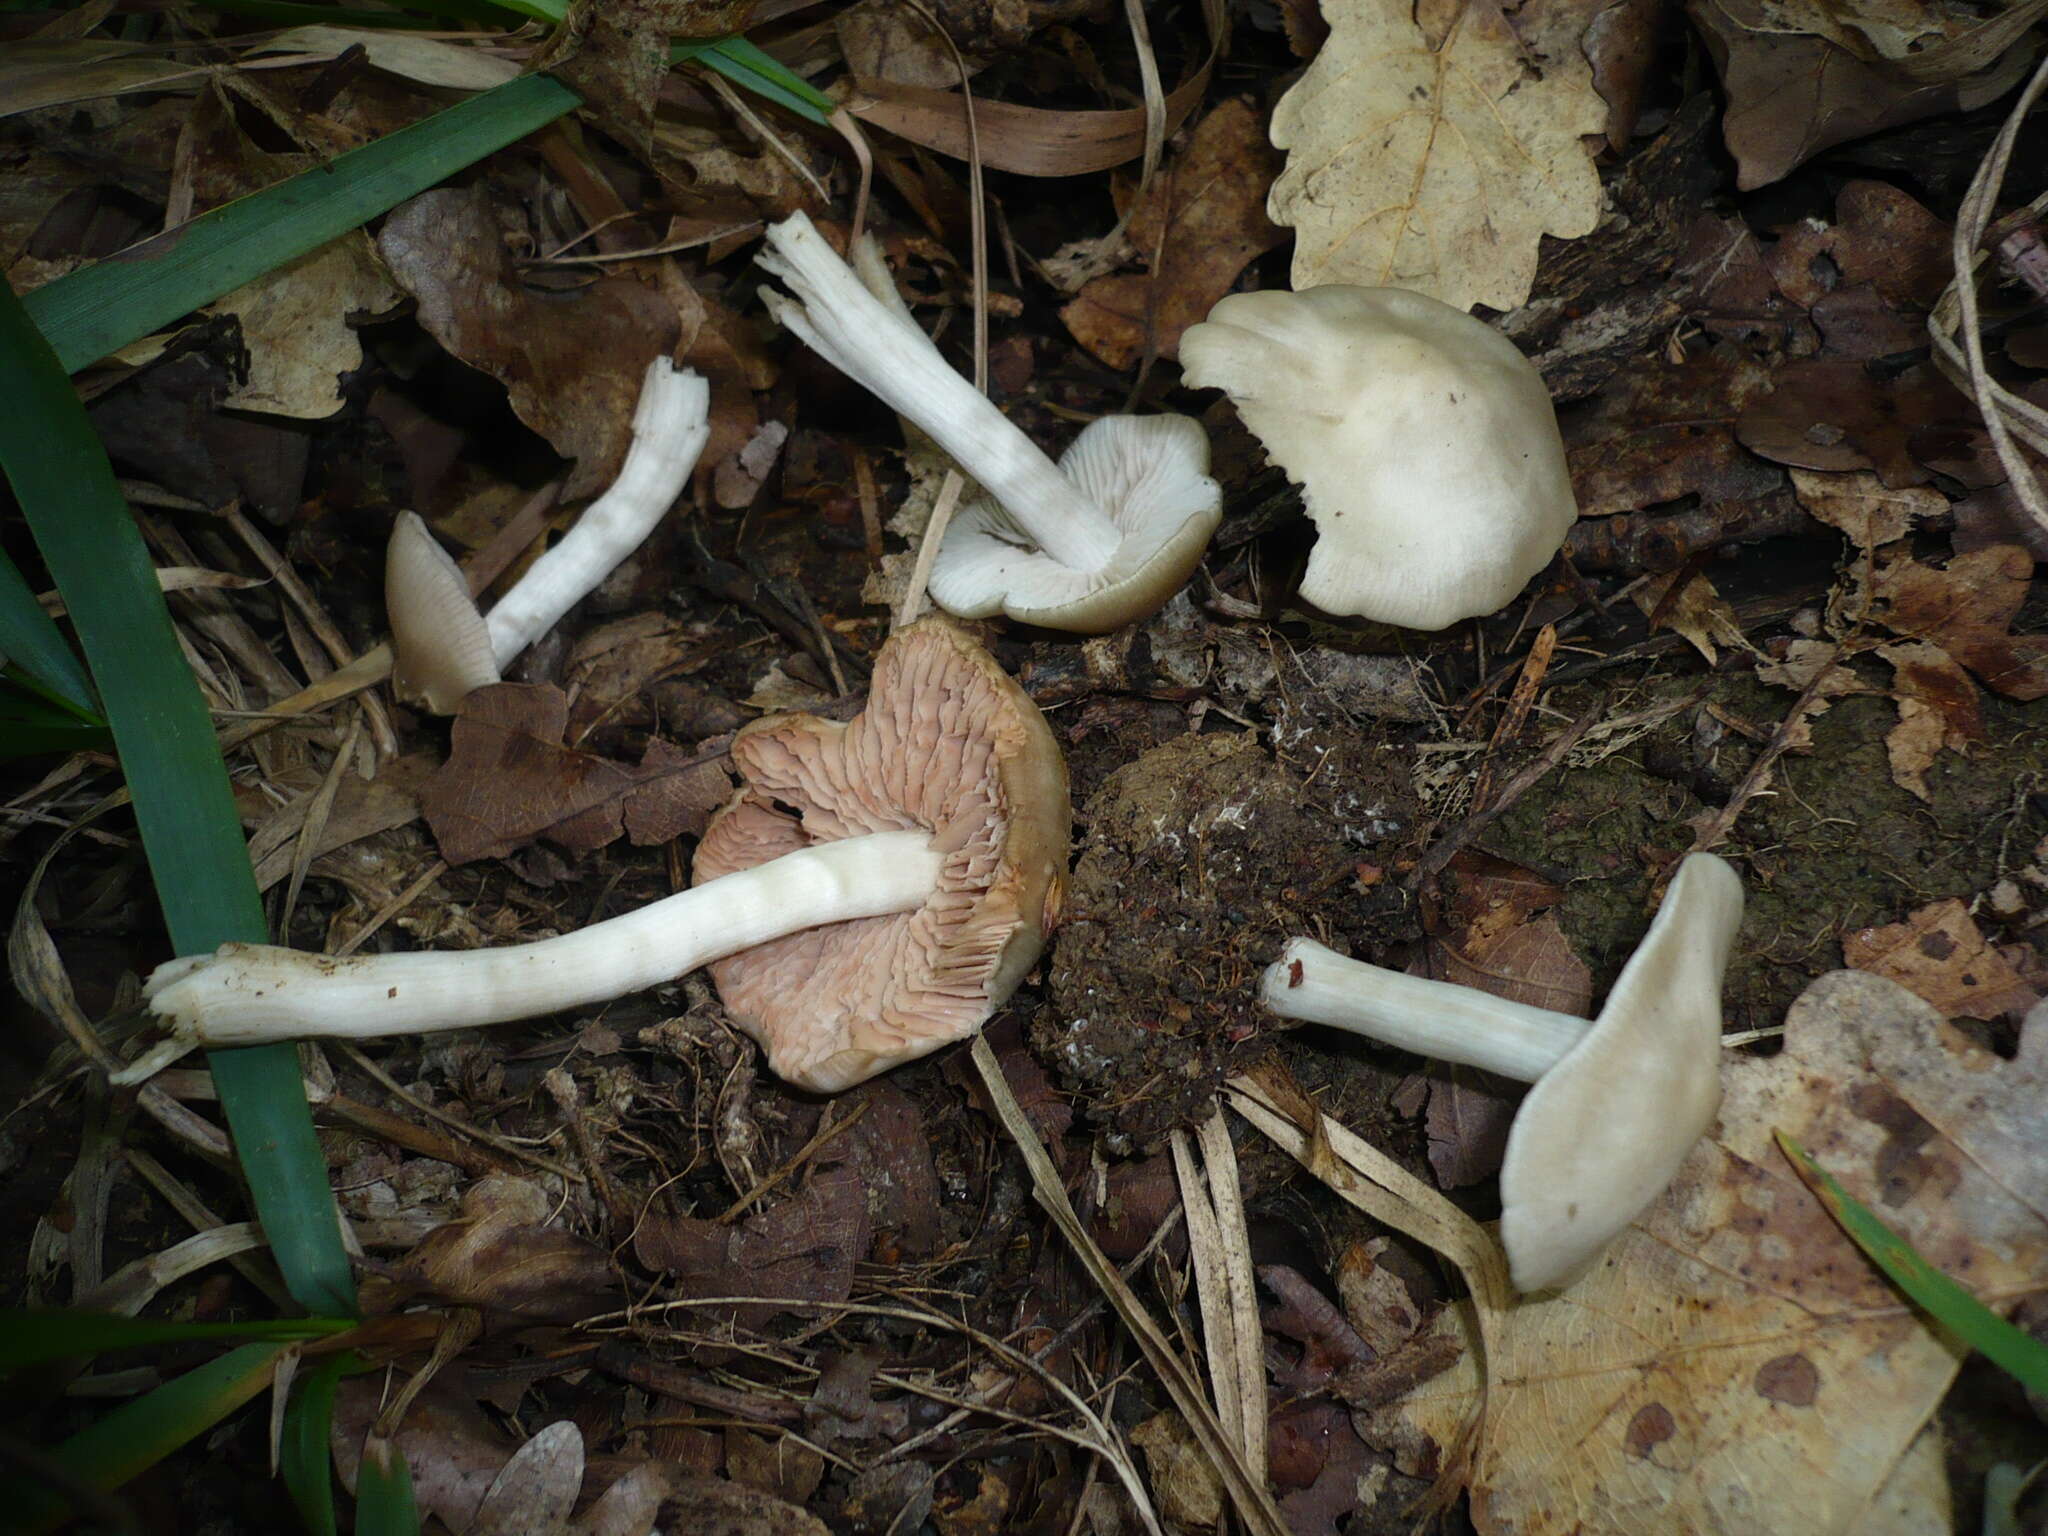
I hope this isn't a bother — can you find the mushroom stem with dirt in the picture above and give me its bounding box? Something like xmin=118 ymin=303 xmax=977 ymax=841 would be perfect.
xmin=387 ymin=358 xmax=710 ymax=712
xmin=1261 ymin=853 xmax=1744 ymax=1291
xmin=758 ymin=213 xmax=1221 ymax=633
xmin=119 ymin=620 xmax=1069 ymax=1094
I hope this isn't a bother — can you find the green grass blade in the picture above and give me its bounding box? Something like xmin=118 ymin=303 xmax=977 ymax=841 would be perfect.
xmin=0 ymin=545 xmax=97 ymax=715
xmin=0 ymin=1310 xmax=349 ymax=1374
xmin=0 ymin=684 xmax=111 ymax=757
xmin=1 ymin=283 xmax=355 ymax=1318
xmin=355 ymin=1433 xmax=422 ymax=1536
xmin=1779 ymin=1131 xmax=2048 ymax=1394
xmin=280 ymin=1352 xmax=352 ymax=1536
xmin=673 ymin=38 xmax=832 ymax=124
xmin=11 ymin=1341 xmax=292 ymax=1534
xmin=21 ymin=72 xmax=580 ymax=372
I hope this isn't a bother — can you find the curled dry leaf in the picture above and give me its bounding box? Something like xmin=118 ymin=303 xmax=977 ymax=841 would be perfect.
xmin=1871 ymin=544 xmax=2048 ymax=700
xmin=1873 ymin=640 xmax=1983 ymax=800
xmin=1372 ymin=970 xmax=2048 ymax=1535
xmin=1842 ymin=897 xmax=2038 ymax=1021
xmin=1060 ymin=98 xmax=1285 ymax=370
xmin=1268 ymin=0 xmax=1605 ymax=311
xmin=378 ymin=187 xmax=681 ymax=500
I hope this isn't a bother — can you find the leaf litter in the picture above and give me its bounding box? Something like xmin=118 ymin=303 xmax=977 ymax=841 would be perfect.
xmin=4 ymin=0 xmax=2048 ymax=1531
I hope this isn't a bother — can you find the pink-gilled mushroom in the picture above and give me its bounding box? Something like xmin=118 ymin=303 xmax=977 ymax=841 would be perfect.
xmin=1260 ymin=853 xmax=1744 ymax=1290
xmin=116 ymin=620 xmax=1069 ymax=1094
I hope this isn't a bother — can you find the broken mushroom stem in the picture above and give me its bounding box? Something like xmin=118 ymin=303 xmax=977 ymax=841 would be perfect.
xmin=757 ymin=211 xmax=1119 ymax=573
xmin=113 ymin=829 xmax=945 ymax=1086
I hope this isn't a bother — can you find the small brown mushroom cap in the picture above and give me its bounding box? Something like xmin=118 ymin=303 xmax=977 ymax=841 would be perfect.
xmin=693 ymin=619 xmax=1070 ymax=1091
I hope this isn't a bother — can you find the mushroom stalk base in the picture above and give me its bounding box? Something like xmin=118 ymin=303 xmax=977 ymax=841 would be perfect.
xmin=123 ymin=831 xmax=945 ymax=1082
xmin=1261 ymin=938 xmax=1588 ymax=1083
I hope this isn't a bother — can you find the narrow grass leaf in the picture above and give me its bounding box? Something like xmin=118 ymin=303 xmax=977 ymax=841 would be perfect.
xmin=0 ymin=685 xmax=110 ymax=757
xmin=281 ymin=1352 xmax=353 ymax=1536
xmin=10 ymin=1341 xmax=292 ymax=1534
xmin=22 ymin=71 xmax=580 ymax=372
xmin=0 ymin=1310 xmax=350 ymax=1374
xmin=1 ymin=284 xmax=355 ymax=1317
xmin=356 ymin=1433 xmax=423 ymax=1536
xmin=677 ymin=39 xmax=832 ymax=124
xmin=0 ymin=545 xmax=96 ymax=715
xmin=1779 ymin=1131 xmax=2048 ymax=1394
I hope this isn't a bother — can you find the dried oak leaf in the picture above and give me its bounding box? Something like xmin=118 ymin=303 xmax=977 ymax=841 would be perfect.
xmin=422 ymin=683 xmax=733 ymax=864
xmin=1061 ymin=98 xmax=1285 ymax=369
xmin=532 ymin=0 xmax=758 ymax=153
xmin=1566 ymin=344 xmax=1782 ymax=518
xmin=1686 ymin=0 xmax=2034 ymax=191
xmin=360 ymin=1178 xmax=617 ymax=1322
xmin=1842 ymin=898 xmax=2038 ymax=1021
xmin=1735 ymin=360 xmax=1976 ymax=488
xmin=378 ymin=186 xmax=680 ymax=499
xmin=1370 ymin=969 xmax=2048 ymax=1535
xmin=1789 ymin=467 xmax=1944 ymax=550
xmin=1870 ymin=543 xmax=2048 ymax=700
xmin=1268 ymin=0 xmax=1605 ymax=312
xmin=1873 ymin=640 xmax=1983 ymax=800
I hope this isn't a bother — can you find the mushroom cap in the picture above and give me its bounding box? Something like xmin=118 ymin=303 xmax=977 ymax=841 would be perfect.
xmin=927 ymin=415 xmax=1221 ymax=635
xmin=387 ymin=510 xmax=498 ymax=714
xmin=692 ymin=619 xmax=1070 ymax=1091
xmin=1497 ymin=853 xmax=1744 ymax=1292
xmin=1177 ymin=286 xmax=1577 ymax=630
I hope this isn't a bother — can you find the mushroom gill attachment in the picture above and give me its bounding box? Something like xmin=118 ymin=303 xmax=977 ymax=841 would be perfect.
xmin=694 ymin=619 xmax=1070 ymax=1091
xmin=388 ymin=510 xmax=499 ymax=714
xmin=1178 ymin=285 xmax=1577 ymax=630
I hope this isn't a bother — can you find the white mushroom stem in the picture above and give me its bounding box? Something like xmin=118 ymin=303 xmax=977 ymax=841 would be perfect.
xmin=115 ymin=830 xmax=943 ymax=1085
xmin=1260 ymin=939 xmax=1588 ymax=1083
xmin=758 ymin=213 xmax=1120 ymax=574
xmin=483 ymin=359 xmax=711 ymax=668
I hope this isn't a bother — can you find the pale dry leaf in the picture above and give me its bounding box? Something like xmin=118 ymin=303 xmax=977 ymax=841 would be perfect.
xmin=1370 ymin=969 xmax=2048 ymax=1535
xmin=1632 ymin=568 xmax=1754 ymax=666
xmin=1268 ymin=0 xmax=1605 ymax=311
xmin=1790 ymin=467 xmax=1945 ymax=550
xmin=210 ymin=235 xmax=402 ymax=419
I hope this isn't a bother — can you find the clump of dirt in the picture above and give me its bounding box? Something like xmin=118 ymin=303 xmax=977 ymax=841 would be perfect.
xmin=1037 ymin=729 xmax=1419 ymax=1148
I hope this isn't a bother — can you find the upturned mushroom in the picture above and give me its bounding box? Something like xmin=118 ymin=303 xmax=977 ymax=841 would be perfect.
xmin=117 ymin=620 xmax=1068 ymax=1094
xmin=1260 ymin=853 xmax=1743 ymax=1291
xmin=387 ymin=358 xmax=710 ymax=711
xmin=759 ymin=213 xmax=1220 ymax=633
xmin=1178 ymin=286 xmax=1577 ymax=630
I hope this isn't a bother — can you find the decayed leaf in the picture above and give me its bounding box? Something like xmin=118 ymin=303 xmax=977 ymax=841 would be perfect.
xmin=1373 ymin=969 xmax=2048 ymax=1534
xmin=1791 ymin=468 xmax=1944 ymax=551
xmin=1061 ymin=98 xmax=1285 ymax=369
xmin=210 ymin=236 xmax=402 ymax=418
xmin=533 ymin=0 xmax=757 ymax=153
xmin=360 ymin=1176 xmax=618 ymax=1322
xmin=1874 ymin=640 xmax=1982 ymax=800
xmin=1267 ymin=0 xmax=1605 ymax=311
xmin=1842 ymin=898 xmax=2038 ymax=1021
xmin=378 ymin=186 xmax=682 ymax=500
xmin=421 ymin=683 xmax=733 ymax=864
xmin=1632 ymin=567 xmax=1753 ymax=666
xmin=1871 ymin=544 xmax=2048 ymax=700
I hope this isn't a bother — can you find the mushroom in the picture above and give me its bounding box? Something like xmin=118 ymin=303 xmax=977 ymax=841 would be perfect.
xmin=758 ymin=213 xmax=1220 ymax=633
xmin=1259 ymin=853 xmax=1743 ymax=1290
xmin=1177 ymin=286 xmax=1577 ymax=630
xmin=387 ymin=358 xmax=710 ymax=711
xmin=116 ymin=620 xmax=1069 ymax=1094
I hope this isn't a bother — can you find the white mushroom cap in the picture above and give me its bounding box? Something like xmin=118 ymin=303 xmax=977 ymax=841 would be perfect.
xmin=388 ymin=510 xmax=499 ymax=714
xmin=1498 ymin=852 xmax=1744 ymax=1291
xmin=1260 ymin=852 xmax=1744 ymax=1292
xmin=927 ymin=416 xmax=1222 ymax=634
xmin=1178 ymin=286 xmax=1577 ymax=630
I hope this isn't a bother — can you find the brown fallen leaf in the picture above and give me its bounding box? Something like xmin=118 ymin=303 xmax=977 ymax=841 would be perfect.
xmin=1687 ymin=0 xmax=2035 ymax=190
xmin=421 ymin=683 xmax=732 ymax=864
xmin=1873 ymin=640 xmax=1983 ymax=800
xmin=1371 ymin=969 xmax=2048 ymax=1534
xmin=1268 ymin=0 xmax=1605 ymax=311
xmin=532 ymin=0 xmax=757 ymax=155
xmin=1061 ymin=98 xmax=1285 ymax=370
xmin=1735 ymin=360 xmax=1976 ymax=488
xmin=1790 ymin=467 xmax=1944 ymax=551
xmin=631 ymin=1162 xmax=873 ymax=1327
xmin=378 ymin=186 xmax=680 ymax=499
xmin=1566 ymin=343 xmax=1783 ymax=518
xmin=1631 ymin=567 xmax=1754 ymax=666
xmin=359 ymin=1176 xmax=617 ymax=1322
xmin=1870 ymin=543 xmax=2048 ymax=700
xmin=1842 ymin=898 xmax=2038 ymax=1021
